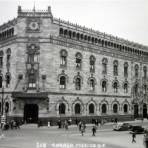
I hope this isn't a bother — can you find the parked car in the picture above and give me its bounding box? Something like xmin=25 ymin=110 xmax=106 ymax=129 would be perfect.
xmin=130 ymin=125 xmax=145 ymax=134
xmin=113 ymin=122 xmax=133 ymax=131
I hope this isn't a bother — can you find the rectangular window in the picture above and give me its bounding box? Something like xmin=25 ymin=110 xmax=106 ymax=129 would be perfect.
xmin=7 ymin=55 xmax=10 ymax=63
xmin=60 ymin=56 xmax=66 ymax=66
xmin=90 ymin=65 xmax=95 ymax=73
xmin=28 ymin=54 xmax=38 ymax=63
xmin=102 ymin=63 xmax=107 ymax=74
xmin=60 ymin=84 xmax=66 ymax=89
xmin=114 ymin=66 xmax=118 ymax=76
xmin=28 ymin=74 xmax=36 ymax=89
xmin=76 ymin=59 xmax=81 ymax=68
xmin=124 ymin=67 xmax=128 ymax=77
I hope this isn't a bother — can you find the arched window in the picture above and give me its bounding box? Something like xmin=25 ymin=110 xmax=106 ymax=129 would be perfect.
xmin=76 ymin=33 xmax=80 ymax=40
xmin=84 ymin=35 xmax=87 ymax=40
xmin=102 ymin=104 xmax=107 ymax=114
xmin=92 ymin=37 xmax=94 ymax=44
xmin=123 ymin=104 xmax=128 ymax=113
xmin=60 ymin=76 xmax=66 ymax=89
xmin=143 ymin=84 xmax=147 ymax=94
xmin=68 ymin=31 xmax=72 ymax=38
xmin=59 ymin=103 xmax=66 ymax=114
xmin=95 ymin=38 xmax=98 ymax=44
xmin=5 ymin=102 xmax=9 ymax=113
xmin=101 ymin=40 xmax=104 ymax=46
xmin=6 ymin=73 xmax=11 ymax=88
xmin=64 ymin=30 xmax=68 ymax=37
xmin=0 ymin=75 xmax=2 ymax=88
xmin=134 ymin=84 xmax=138 ymax=96
xmin=143 ymin=66 xmax=147 ymax=78
xmin=7 ymin=48 xmax=11 ymax=62
xmin=88 ymin=36 xmax=91 ymax=42
xmin=59 ymin=28 xmax=63 ymax=35
xmin=75 ymin=52 xmax=82 ymax=69
xmin=90 ymin=55 xmax=95 ymax=73
xmin=60 ymin=50 xmax=67 ymax=66
xmin=124 ymin=62 xmax=128 ymax=77
xmin=89 ymin=103 xmax=94 ymax=114
xmin=102 ymin=58 xmax=108 ymax=74
xmin=90 ymin=79 xmax=95 ymax=90
xmin=113 ymin=60 xmax=118 ymax=76
xmin=75 ymin=78 xmax=81 ymax=90
xmin=113 ymin=81 xmax=118 ymax=93
xmin=135 ymin=64 xmax=139 ymax=77
xmin=102 ymin=80 xmax=107 ymax=92
xmin=80 ymin=34 xmax=83 ymax=40
xmin=72 ymin=32 xmax=76 ymax=38
xmin=113 ymin=104 xmax=118 ymax=113
xmin=75 ymin=103 xmax=81 ymax=114
xmin=105 ymin=41 xmax=107 ymax=46
xmin=123 ymin=82 xmax=128 ymax=93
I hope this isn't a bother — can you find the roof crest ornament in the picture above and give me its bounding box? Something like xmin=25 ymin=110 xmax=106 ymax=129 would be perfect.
xmin=33 ymin=1 xmax=36 ymax=13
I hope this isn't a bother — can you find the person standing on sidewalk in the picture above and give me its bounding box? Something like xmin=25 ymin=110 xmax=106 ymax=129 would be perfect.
xmin=80 ymin=123 xmax=85 ymax=136
xmin=92 ymin=126 xmax=97 ymax=136
xmin=132 ymin=132 xmax=136 ymax=143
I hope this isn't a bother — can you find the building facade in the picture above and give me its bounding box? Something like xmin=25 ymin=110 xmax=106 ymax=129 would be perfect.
xmin=0 ymin=6 xmax=148 ymax=124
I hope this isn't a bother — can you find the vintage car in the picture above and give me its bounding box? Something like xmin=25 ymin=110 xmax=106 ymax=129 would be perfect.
xmin=113 ymin=123 xmax=133 ymax=131
xmin=129 ymin=125 xmax=145 ymax=134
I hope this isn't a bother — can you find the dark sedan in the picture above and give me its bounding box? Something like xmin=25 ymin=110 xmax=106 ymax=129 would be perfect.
xmin=130 ymin=125 xmax=145 ymax=134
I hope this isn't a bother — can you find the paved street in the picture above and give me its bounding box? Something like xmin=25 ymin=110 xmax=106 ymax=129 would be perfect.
xmin=0 ymin=120 xmax=148 ymax=148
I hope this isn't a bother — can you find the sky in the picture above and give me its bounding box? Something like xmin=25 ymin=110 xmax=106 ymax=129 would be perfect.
xmin=0 ymin=0 xmax=148 ymax=46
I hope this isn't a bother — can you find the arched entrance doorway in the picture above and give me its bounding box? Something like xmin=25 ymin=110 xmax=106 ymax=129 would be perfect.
xmin=24 ymin=104 xmax=39 ymax=123
xmin=134 ymin=104 xmax=139 ymax=118
xmin=143 ymin=104 xmax=147 ymax=118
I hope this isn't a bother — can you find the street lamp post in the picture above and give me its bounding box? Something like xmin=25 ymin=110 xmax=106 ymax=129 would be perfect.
xmin=0 ymin=86 xmax=6 ymax=128
xmin=1 ymin=86 xmax=4 ymax=116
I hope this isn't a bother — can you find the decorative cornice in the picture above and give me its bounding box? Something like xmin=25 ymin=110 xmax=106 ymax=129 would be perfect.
xmin=11 ymin=91 xmax=131 ymax=98
xmin=53 ymin=17 xmax=148 ymax=50
xmin=0 ymin=18 xmax=17 ymax=31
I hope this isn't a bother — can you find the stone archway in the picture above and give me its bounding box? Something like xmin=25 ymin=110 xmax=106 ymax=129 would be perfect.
xmin=24 ymin=104 xmax=39 ymax=123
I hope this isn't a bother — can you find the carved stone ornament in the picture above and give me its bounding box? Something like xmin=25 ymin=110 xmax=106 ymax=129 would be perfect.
xmin=27 ymin=44 xmax=40 ymax=54
xmin=26 ymin=18 xmax=40 ymax=32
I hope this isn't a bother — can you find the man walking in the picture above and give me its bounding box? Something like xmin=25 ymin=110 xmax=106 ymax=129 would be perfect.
xmin=132 ymin=132 xmax=136 ymax=143
xmin=92 ymin=126 xmax=96 ymax=136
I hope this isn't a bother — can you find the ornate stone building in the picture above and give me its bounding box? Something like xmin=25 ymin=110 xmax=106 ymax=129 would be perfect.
xmin=0 ymin=6 xmax=148 ymax=123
